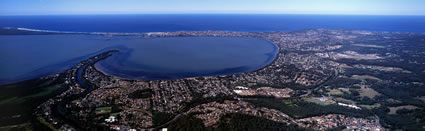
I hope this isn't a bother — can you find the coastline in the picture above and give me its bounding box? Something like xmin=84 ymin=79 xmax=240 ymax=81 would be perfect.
xmin=1 ymin=28 xmax=424 ymax=130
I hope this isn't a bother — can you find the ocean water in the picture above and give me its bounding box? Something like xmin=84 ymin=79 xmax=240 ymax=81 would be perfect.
xmin=0 ymin=35 xmax=277 ymax=84
xmin=1 ymin=14 xmax=425 ymax=84
xmin=1 ymin=14 xmax=425 ymax=33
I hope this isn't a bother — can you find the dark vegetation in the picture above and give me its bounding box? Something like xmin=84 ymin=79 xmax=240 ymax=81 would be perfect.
xmin=128 ymin=89 xmax=154 ymax=99
xmin=322 ymin=77 xmax=361 ymax=88
xmin=373 ymin=107 xmax=425 ymax=130
xmin=325 ymin=42 xmax=425 ymax=130
xmin=326 ymin=35 xmax=425 ymax=130
xmin=215 ymin=113 xmax=307 ymax=131
xmin=153 ymin=112 xmax=175 ymax=127
xmin=246 ymin=98 xmax=373 ymax=119
xmin=166 ymin=114 xmax=208 ymax=131
xmin=0 ymin=77 xmax=66 ymax=126
xmin=165 ymin=113 xmax=307 ymax=131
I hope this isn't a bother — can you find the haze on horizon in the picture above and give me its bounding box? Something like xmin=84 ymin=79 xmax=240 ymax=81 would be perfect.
xmin=0 ymin=0 xmax=425 ymax=16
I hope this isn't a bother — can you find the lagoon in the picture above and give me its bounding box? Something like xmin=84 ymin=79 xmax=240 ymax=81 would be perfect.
xmin=0 ymin=35 xmax=277 ymax=84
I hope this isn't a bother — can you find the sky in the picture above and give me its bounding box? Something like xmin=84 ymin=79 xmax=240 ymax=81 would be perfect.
xmin=0 ymin=0 xmax=425 ymax=15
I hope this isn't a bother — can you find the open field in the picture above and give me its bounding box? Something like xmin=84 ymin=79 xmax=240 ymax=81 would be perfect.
xmin=332 ymin=51 xmax=383 ymax=60
xmin=351 ymin=44 xmax=385 ymax=48
xmin=303 ymin=97 xmax=335 ymax=106
xmin=358 ymin=87 xmax=381 ymax=98
xmin=359 ymin=103 xmax=381 ymax=110
xmin=351 ymin=75 xmax=382 ymax=81
xmin=388 ymin=105 xmax=419 ymax=115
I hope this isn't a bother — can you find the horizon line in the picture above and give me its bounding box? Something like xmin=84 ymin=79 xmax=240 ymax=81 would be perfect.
xmin=1 ymin=13 xmax=425 ymax=16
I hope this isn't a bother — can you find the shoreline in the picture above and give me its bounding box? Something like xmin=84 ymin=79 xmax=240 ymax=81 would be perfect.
xmin=3 ymin=26 xmax=424 ymax=36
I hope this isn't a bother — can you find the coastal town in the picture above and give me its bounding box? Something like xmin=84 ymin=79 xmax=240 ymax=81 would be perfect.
xmin=2 ymin=28 xmax=425 ymax=130
xmin=1 ymin=0 xmax=425 ymax=130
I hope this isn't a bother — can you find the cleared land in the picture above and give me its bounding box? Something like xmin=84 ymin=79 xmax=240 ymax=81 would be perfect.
xmin=351 ymin=75 xmax=382 ymax=81
xmin=388 ymin=105 xmax=419 ymax=115
xmin=358 ymin=87 xmax=381 ymax=98
xmin=351 ymin=44 xmax=385 ymax=48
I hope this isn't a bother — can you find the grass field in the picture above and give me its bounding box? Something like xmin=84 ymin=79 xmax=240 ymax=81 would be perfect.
xmin=0 ymin=122 xmax=32 ymax=131
xmin=335 ymin=97 xmax=357 ymax=104
xmin=95 ymin=106 xmax=112 ymax=114
xmin=388 ymin=105 xmax=419 ymax=115
xmin=303 ymin=97 xmax=335 ymax=106
xmin=359 ymin=103 xmax=381 ymax=110
xmin=326 ymin=89 xmax=344 ymax=95
xmin=358 ymin=87 xmax=381 ymax=98
xmin=351 ymin=75 xmax=382 ymax=81
xmin=351 ymin=44 xmax=385 ymax=48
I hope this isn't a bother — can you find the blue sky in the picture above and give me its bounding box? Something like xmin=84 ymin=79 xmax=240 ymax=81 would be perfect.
xmin=1 ymin=0 xmax=424 ymax=15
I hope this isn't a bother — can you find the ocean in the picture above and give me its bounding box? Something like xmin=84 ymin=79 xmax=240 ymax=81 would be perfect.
xmin=1 ymin=14 xmax=425 ymax=33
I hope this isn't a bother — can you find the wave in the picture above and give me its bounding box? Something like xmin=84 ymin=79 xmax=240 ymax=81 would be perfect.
xmin=1 ymin=27 xmax=87 ymax=35
xmin=16 ymin=27 xmax=84 ymax=34
xmin=1 ymin=27 xmax=154 ymax=36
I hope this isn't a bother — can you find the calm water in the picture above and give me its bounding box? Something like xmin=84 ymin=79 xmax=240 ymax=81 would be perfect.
xmin=1 ymin=14 xmax=425 ymax=84
xmin=1 ymin=14 xmax=425 ymax=33
xmin=0 ymin=35 xmax=119 ymax=84
xmin=0 ymin=35 xmax=277 ymax=84
xmin=95 ymin=37 xmax=277 ymax=80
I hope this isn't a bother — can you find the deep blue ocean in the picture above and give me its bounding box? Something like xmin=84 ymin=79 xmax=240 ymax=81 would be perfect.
xmin=1 ymin=14 xmax=425 ymax=33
